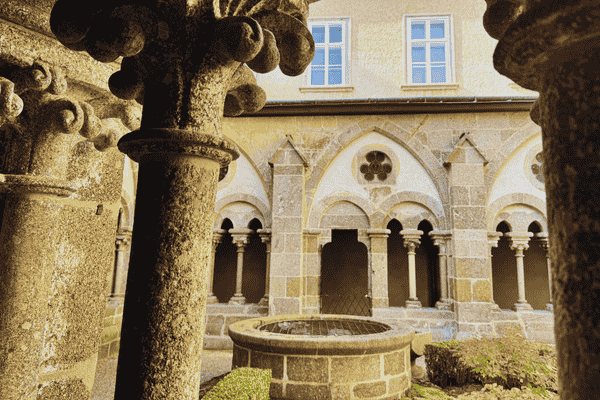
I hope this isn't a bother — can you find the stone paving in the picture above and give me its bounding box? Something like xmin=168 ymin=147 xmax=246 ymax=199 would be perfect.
xmin=90 ymin=350 xmax=235 ymax=400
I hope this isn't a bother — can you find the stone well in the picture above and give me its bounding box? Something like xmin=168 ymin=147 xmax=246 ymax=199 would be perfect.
xmin=228 ymin=314 xmax=415 ymax=400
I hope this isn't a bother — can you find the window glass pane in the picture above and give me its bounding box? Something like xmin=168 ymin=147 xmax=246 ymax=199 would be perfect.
xmin=431 ymin=20 xmax=445 ymax=39
xmin=329 ymin=67 xmax=342 ymax=84
xmin=312 ymin=48 xmax=325 ymax=65
xmin=431 ymin=43 xmax=446 ymax=62
xmin=329 ymin=24 xmax=343 ymax=43
xmin=431 ymin=65 xmax=446 ymax=83
xmin=411 ymin=21 xmax=426 ymax=39
xmin=329 ymin=47 xmax=342 ymax=65
xmin=411 ymin=44 xmax=426 ymax=62
xmin=312 ymin=25 xmax=325 ymax=43
xmin=311 ymin=67 xmax=325 ymax=85
xmin=412 ymin=66 xmax=426 ymax=83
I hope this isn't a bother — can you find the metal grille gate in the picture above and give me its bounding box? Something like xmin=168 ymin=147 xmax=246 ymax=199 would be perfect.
xmin=320 ymin=294 xmax=372 ymax=317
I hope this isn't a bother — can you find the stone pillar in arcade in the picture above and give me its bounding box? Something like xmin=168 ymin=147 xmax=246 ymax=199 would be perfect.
xmin=50 ymin=1 xmax=320 ymax=399
xmin=483 ymin=1 xmax=600 ymax=397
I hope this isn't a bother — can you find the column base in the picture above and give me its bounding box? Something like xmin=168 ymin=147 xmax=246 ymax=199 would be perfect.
xmin=258 ymin=295 xmax=269 ymax=307
xmin=435 ymin=300 xmax=452 ymax=311
xmin=405 ymin=299 xmax=422 ymax=309
xmin=229 ymin=295 xmax=246 ymax=305
xmin=514 ymin=301 xmax=533 ymax=312
xmin=490 ymin=302 xmax=502 ymax=312
xmin=206 ymin=295 xmax=219 ymax=304
xmin=546 ymin=303 xmax=554 ymax=312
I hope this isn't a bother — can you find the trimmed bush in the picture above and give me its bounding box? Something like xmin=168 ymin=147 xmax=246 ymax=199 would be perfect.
xmin=424 ymin=326 xmax=557 ymax=397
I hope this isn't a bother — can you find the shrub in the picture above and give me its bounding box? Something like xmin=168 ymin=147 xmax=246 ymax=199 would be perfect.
xmin=424 ymin=326 xmax=557 ymax=397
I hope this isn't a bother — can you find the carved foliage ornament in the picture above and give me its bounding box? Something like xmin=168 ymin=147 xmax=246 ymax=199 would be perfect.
xmin=50 ymin=0 xmax=320 ymax=126
xmin=0 ymin=62 xmax=139 ymax=182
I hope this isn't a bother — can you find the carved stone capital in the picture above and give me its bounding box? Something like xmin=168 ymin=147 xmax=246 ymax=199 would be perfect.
xmin=488 ymin=231 xmax=503 ymax=248
xmin=367 ymin=228 xmax=391 ymax=239
xmin=401 ymin=229 xmax=423 ymax=251
xmin=116 ymin=229 xmax=133 ymax=249
xmin=536 ymin=232 xmax=549 ymax=252
xmin=429 ymin=230 xmax=452 ymax=249
xmin=257 ymin=228 xmax=272 ymax=244
xmin=506 ymin=231 xmax=533 ymax=254
xmin=0 ymin=61 xmax=141 ymax=192
xmin=51 ymin=1 xmax=320 ymax=135
xmin=230 ymin=228 xmax=253 ymax=249
xmin=212 ymin=228 xmax=227 ymax=246
xmin=485 ymin=0 xmax=600 ymax=92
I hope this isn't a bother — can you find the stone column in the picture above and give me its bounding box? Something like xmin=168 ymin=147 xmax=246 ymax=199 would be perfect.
xmin=537 ymin=232 xmax=553 ymax=312
xmin=110 ymin=229 xmax=133 ymax=302
xmin=430 ymin=230 xmax=452 ymax=310
xmin=229 ymin=228 xmax=252 ymax=305
xmin=50 ymin=2 xmax=320 ymax=398
xmin=483 ymin=2 xmax=600 ymax=396
xmin=0 ymin=60 xmax=130 ymax=400
xmin=368 ymin=229 xmax=391 ymax=316
xmin=487 ymin=231 xmax=502 ymax=312
xmin=401 ymin=229 xmax=423 ymax=309
xmin=207 ymin=229 xmax=226 ymax=305
xmin=257 ymin=228 xmax=272 ymax=308
xmin=506 ymin=232 xmax=534 ymax=312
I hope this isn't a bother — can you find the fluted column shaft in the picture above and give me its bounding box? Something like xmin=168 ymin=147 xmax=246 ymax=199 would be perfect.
xmin=207 ymin=229 xmax=226 ymax=304
xmin=401 ymin=229 xmax=423 ymax=309
xmin=507 ymin=232 xmax=533 ymax=311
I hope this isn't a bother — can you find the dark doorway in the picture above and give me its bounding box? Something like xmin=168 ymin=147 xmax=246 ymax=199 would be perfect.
xmin=524 ymin=222 xmax=550 ymax=310
xmin=387 ymin=219 xmax=408 ymax=307
xmin=242 ymin=219 xmax=266 ymax=304
xmin=492 ymin=221 xmax=518 ymax=310
xmin=416 ymin=220 xmax=439 ymax=307
xmin=320 ymin=230 xmax=370 ymax=316
xmin=213 ymin=219 xmax=237 ymax=303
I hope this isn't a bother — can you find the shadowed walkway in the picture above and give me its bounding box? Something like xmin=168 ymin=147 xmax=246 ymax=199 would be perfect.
xmin=91 ymin=350 xmax=234 ymax=400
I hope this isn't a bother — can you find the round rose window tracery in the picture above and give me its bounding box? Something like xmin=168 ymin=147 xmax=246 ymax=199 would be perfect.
xmin=360 ymin=151 xmax=393 ymax=181
xmin=524 ymin=143 xmax=545 ymax=191
xmin=530 ymin=152 xmax=543 ymax=183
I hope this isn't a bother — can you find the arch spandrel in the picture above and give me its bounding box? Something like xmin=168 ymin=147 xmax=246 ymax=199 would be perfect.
xmin=384 ymin=201 xmax=440 ymax=231
xmin=214 ymin=201 xmax=267 ymax=230
xmin=489 ymin=198 xmax=547 ymax=233
xmin=308 ymin=128 xmax=447 ymax=216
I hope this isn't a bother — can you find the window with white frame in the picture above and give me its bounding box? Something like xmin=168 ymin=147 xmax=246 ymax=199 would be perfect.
xmin=307 ymin=18 xmax=350 ymax=86
xmin=406 ymin=16 xmax=453 ymax=85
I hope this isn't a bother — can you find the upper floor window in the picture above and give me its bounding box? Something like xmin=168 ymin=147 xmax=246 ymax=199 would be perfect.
xmin=406 ymin=15 xmax=454 ymax=85
xmin=307 ymin=18 xmax=350 ymax=86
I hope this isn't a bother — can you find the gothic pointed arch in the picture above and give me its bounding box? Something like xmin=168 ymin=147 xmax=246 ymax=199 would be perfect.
xmin=305 ymin=122 xmax=448 ymax=213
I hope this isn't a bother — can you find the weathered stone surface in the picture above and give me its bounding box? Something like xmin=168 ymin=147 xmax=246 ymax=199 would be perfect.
xmin=384 ymin=350 xmax=405 ymax=376
xmin=330 ymin=355 xmax=380 ymax=383
xmin=287 ymin=356 xmax=328 ymax=383
xmin=250 ymin=351 xmax=284 ymax=380
xmin=286 ymin=382 xmax=332 ymax=400
xmin=353 ymin=380 xmax=386 ymax=398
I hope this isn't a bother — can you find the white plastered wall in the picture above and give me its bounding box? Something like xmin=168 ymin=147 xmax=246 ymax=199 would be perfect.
xmin=488 ymin=134 xmax=546 ymax=207
xmin=312 ymin=132 xmax=442 ymax=209
xmin=216 ymin=152 xmax=270 ymax=210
